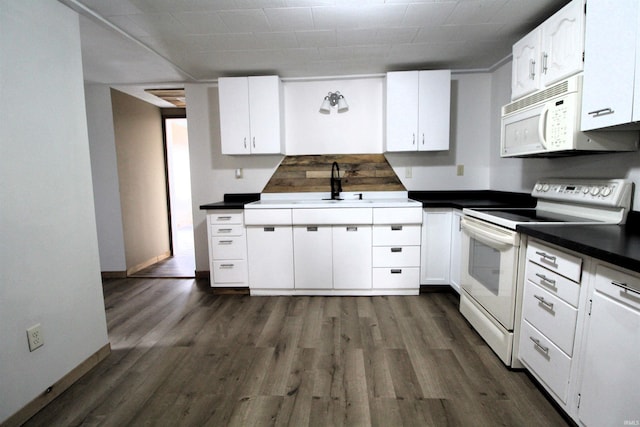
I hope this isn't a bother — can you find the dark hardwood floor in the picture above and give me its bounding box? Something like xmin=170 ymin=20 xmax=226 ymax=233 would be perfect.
xmin=24 ymin=278 xmax=569 ymax=426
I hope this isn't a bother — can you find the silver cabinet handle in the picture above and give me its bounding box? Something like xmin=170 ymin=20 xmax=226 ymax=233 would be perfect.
xmin=611 ymin=280 xmax=640 ymax=295
xmin=346 ymin=226 xmax=358 ymax=232
xmin=535 ymin=251 xmax=556 ymax=263
xmin=391 ymin=247 xmax=402 ymax=253
xmin=530 ymin=59 xmax=536 ymax=79
xmin=264 ymin=227 xmax=275 ymax=232
xmin=422 ymin=133 xmax=425 ymax=145
xmin=535 ymin=273 xmax=556 ymax=286
xmin=217 ymin=228 xmax=232 ymax=233
xmin=412 ymin=133 xmax=415 ymax=145
xmin=307 ymin=226 xmax=318 ymax=232
xmin=391 ymin=225 xmax=403 ymax=231
xmin=252 ymin=136 xmax=256 ymax=148
xmin=243 ymin=137 xmax=247 ymax=148
xmin=542 ymin=52 xmax=548 ymax=73
xmin=530 ymin=336 xmax=549 ymax=354
xmin=391 ymin=269 xmax=402 ymax=274
xmin=219 ymin=263 xmax=235 ymax=269
xmin=534 ymin=294 xmax=554 ymax=310
xmin=217 ymin=216 xmax=232 ymax=221
xmin=218 ymin=240 xmax=233 ymax=245
xmin=588 ymin=108 xmax=614 ymax=117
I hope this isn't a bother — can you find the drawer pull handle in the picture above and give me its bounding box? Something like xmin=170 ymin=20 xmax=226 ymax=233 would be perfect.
xmin=588 ymin=107 xmax=614 ymax=117
xmin=346 ymin=226 xmax=358 ymax=232
xmin=217 ymin=216 xmax=232 ymax=221
xmin=391 ymin=269 xmax=402 ymax=274
xmin=534 ymin=294 xmax=554 ymax=310
xmin=391 ymin=247 xmax=402 ymax=253
xmin=220 ymin=264 xmax=235 ymax=269
xmin=391 ymin=225 xmax=403 ymax=231
xmin=535 ymin=273 xmax=556 ymax=286
xmin=529 ymin=336 xmax=549 ymax=354
xmin=535 ymin=251 xmax=556 ymax=263
xmin=218 ymin=240 xmax=233 ymax=245
xmin=307 ymin=226 xmax=318 ymax=232
xmin=264 ymin=227 xmax=275 ymax=232
xmin=218 ymin=228 xmax=233 ymax=233
xmin=611 ymin=280 xmax=640 ymax=295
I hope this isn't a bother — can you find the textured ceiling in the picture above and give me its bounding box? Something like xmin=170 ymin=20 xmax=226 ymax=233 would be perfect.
xmin=63 ymin=0 xmax=571 ymax=85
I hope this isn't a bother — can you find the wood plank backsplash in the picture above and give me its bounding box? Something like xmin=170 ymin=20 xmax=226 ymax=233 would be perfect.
xmin=262 ymin=154 xmax=405 ymax=193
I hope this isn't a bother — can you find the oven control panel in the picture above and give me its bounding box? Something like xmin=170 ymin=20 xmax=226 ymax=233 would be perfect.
xmin=532 ymin=179 xmax=633 ymax=207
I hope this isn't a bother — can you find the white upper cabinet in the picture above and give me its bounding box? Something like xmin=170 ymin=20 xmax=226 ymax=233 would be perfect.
xmin=581 ymin=0 xmax=640 ymax=130
xmin=218 ymin=76 xmax=284 ymax=155
xmin=386 ymin=70 xmax=451 ymax=152
xmin=511 ymin=0 xmax=585 ymax=100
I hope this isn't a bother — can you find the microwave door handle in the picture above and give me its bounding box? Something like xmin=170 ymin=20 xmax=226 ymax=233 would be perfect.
xmin=537 ymin=104 xmax=549 ymax=149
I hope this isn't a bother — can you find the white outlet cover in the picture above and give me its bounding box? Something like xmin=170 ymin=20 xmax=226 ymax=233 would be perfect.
xmin=27 ymin=323 xmax=44 ymax=352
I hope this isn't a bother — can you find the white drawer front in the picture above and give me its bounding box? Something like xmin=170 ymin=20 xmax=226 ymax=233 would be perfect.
xmin=519 ymin=320 xmax=571 ymax=404
xmin=210 ymin=225 xmax=244 ymax=237
xmin=372 ymin=267 xmax=420 ymax=289
xmin=526 ymin=260 xmax=581 ymax=307
xmin=373 ymin=207 xmax=422 ymax=224
xmin=372 ymin=246 xmax=420 ymax=267
xmin=212 ymin=260 xmax=247 ymax=284
xmin=527 ymin=240 xmax=582 ymax=282
xmin=211 ymin=236 xmax=246 ymax=260
xmin=373 ymin=225 xmax=421 ymax=246
xmin=522 ymin=281 xmax=578 ymax=356
xmin=209 ymin=211 xmax=243 ymax=225
xmin=244 ymin=209 xmax=292 ymax=225
xmin=594 ymin=264 xmax=640 ymax=308
xmin=292 ymin=208 xmax=372 ymax=225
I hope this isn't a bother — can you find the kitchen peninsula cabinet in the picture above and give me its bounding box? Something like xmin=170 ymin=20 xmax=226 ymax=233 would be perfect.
xmin=385 ymin=70 xmax=451 ymax=152
xmin=511 ymin=0 xmax=584 ymax=100
xmin=218 ymin=75 xmax=284 ymax=155
xmin=207 ymin=210 xmax=248 ymax=287
xmin=581 ymin=0 xmax=640 ymax=130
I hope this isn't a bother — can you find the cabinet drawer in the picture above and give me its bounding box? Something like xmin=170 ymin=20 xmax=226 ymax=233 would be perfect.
xmin=211 ymin=236 xmax=246 ymax=260
xmin=373 ymin=225 xmax=421 ymax=246
xmin=526 ymin=260 xmax=581 ymax=307
xmin=244 ymin=209 xmax=292 ymax=225
xmin=210 ymin=225 xmax=244 ymax=237
xmin=594 ymin=264 xmax=640 ymax=308
xmin=373 ymin=207 xmax=422 ymax=224
xmin=527 ymin=240 xmax=582 ymax=282
xmin=292 ymin=208 xmax=372 ymax=225
xmin=372 ymin=246 xmax=420 ymax=267
xmin=209 ymin=211 xmax=243 ymax=225
xmin=522 ymin=281 xmax=578 ymax=356
xmin=212 ymin=260 xmax=247 ymax=284
xmin=372 ymin=267 xmax=420 ymax=289
xmin=519 ymin=320 xmax=571 ymax=404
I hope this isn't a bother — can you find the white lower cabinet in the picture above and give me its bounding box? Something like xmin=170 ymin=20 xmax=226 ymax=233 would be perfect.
xmin=333 ymin=225 xmax=372 ymax=289
xmin=246 ymin=225 xmax=294 ymax=290
xmin=207 ymin=210 xmax=248 ymax=287
xmin=449 ymin=210 xmax=463 ymax=292
xmin=293 ymin=226 xmax=333 ymax=289
xmin=420 ymin=208 xmax=452 ymax=285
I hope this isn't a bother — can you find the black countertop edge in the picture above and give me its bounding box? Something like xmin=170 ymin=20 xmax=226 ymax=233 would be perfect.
xmin=199 ymin=193 xmax=260 ymax=210
xmin=518 ymin=213 xmax=640 ymax=274
xmin=408 ymin=190 xmax=536 ymax=209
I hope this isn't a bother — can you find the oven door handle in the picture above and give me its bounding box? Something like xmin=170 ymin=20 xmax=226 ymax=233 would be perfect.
xmin=461 ymin=218 xmax=518 ymax=249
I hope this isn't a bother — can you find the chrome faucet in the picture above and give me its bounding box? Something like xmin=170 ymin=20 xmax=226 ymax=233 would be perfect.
xmin=330 ymin=161 xmax=342 ymax=200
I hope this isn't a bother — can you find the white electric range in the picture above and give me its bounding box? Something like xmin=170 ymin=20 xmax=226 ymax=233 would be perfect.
xmin=458 ymin=178 xmax=633 ymax=367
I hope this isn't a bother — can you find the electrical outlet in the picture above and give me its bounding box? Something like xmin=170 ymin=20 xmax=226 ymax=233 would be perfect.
xmin=405 ymin=167 xmax=412 ymax=179
xmin=456 ymin=164 xmax=464 ymax=176
xmin=27 ymin=324 xmax=44 ymax=352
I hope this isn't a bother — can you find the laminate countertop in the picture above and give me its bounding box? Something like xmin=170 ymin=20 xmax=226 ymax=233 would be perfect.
xmin=518 ymin=211 xmax=640 ymax=274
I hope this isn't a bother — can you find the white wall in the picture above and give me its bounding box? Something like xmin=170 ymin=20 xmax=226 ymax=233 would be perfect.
xmin=0 ymin=2 xmax=109 ymax=422
xmin=85 ymin=84 xmax=127 ymax=272
xmin=489 ymin=60 xmax=640 ymax=210
xmin=386 ymin=73 xmax=493 ymax=190
xmin=284 ymin=77 xmax=384 ymax=154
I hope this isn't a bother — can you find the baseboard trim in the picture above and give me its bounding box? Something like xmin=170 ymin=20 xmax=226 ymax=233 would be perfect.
xmin=101 ymin=271 xmax=127 ymax=279
xmin=2 ymin=343 xmax=111 ymax=427
xmin=126 ymin=251 xmax=171 ymax=276
xmin=420 ymin=284 xmax=456 ymax=293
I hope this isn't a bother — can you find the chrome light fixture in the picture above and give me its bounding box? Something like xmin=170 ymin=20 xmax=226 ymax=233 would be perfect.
xmin=319 ymin=91 xmax=348 ymax=114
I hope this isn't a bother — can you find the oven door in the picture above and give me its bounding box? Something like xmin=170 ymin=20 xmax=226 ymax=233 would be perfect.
xmin=460 ymin=216 xmax=520 ymax=330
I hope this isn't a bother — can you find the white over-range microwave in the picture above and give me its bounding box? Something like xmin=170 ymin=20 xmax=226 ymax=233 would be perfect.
xmin=501 ymin=74 xmax=638 ymax=157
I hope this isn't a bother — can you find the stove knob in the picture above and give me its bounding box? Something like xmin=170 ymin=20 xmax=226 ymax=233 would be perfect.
xmin=542 ymin=184 xmax=550 ymax=192
xmin=582 ymin=186 xmax=590 ymax=194
xmin=590 ymin=186 xmax=601 ymax=196
xmin=535 ymin=183 xmax=542 ymax=192
xmin=601 ymin=186 xmax=612 ymax=197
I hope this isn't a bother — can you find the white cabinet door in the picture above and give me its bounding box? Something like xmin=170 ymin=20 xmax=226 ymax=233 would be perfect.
xmin=385 ymin=71 xmax=419 ymax=152
xmin=218 ymin=77 xmax=251 ymax=155
xmin=293 ymin=226 xmax=333 ymax=289
xmin=512 ymin=28 xmax=541 ymax=100
xmin=540 ymin=0 xmax=585 ymax=86
xmin=449 ymin=210 xmax=462 ymax=293
xmin=248 ymin=76 xmax=283 ymax=154
xmin=418 ymin=70 xmax=451 ymax=151
xmin=581 ymin=0 xmax=638 ymax=130
xmin=247 ymin=226 xmax=294 ymax=289
xmin=333 ymin=225 xmax=372 ymax=289
xmin=420 ymin=209 xmax=452 ymax=285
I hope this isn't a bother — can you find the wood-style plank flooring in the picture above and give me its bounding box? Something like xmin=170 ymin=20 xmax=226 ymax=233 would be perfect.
xmin=24 ymin=278 xmax=570 ymax=426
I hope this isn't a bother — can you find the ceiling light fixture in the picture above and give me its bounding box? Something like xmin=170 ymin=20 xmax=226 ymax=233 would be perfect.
xmin=319 ymin=91 xmax=348 ymax=114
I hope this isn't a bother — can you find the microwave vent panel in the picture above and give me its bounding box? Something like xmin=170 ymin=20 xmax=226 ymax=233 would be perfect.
xmin=503 ymin=80 xmax=570 ymax=115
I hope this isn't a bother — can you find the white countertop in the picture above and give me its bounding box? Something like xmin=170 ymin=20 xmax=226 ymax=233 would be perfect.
xmin=244 ymin=191 xmax=422 ymax=209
